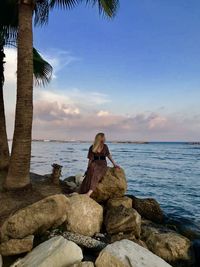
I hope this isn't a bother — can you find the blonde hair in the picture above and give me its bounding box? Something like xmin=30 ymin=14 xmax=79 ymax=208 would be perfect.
xmin=92 ymin=133 xmax=105 ymax=153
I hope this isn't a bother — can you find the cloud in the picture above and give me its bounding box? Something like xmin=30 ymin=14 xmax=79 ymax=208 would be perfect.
xmin=3 ymin=47 xmax=200 ymax=141
xmin=97 ymin=110 xmax=110 ymax=117
xmin=40 ymin=49 xmax=80 ymax=79
xmin=32 ymin=89 xmax=200 ymax=141
xmin=4 ymin=47 xmax=17 ymax=86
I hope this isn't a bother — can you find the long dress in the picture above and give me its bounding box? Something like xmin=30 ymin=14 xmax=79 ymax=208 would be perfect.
xmin=80 ymin=144 xmax=110 ymax=194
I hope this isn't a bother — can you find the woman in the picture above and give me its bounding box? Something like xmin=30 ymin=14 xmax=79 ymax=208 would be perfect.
xmin=80 ymin=133 xmax=120 ymax=197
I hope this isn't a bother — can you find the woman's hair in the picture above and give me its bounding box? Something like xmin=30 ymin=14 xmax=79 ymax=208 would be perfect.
xmin=92 ymin=133 xmax=105 ymax=153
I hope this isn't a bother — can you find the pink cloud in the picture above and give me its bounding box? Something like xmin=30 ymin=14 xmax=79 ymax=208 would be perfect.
xmin=32 ymin=96 xmax=200 ymax=141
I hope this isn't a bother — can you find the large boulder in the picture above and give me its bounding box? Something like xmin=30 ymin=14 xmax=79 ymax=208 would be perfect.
xmin=141 ymin=221 xmax=194 ymax=266
xmin=0 ymin=235 xmax=34 ymax=256
xmin=0 ymin=194 xmax=69 ymax=242
xmin=104 ymin=206 xmax=141 ymax=238
xmin=11 ymin=236 xmax=83 ymax=267
xmin=66 ymin=195 xmax=103 ymax=237
xmin=129 ymin=195 xmax=164 ymax=223
xmin=92 ymin=167 xmax=127 ymax=203
xmin=95 ymin=239 xmax=172 ymax=267
xmin=106 ymin=197 xmax=132 ymax=209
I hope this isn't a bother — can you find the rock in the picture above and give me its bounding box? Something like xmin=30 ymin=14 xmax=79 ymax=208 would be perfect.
xmin=63 ymin=174 xmax=84 ymax=190
xmin=129 ymin=195 xmax=164 ymax=223
xmin=0 ymin=194 xmax=69 ymax=242
xmin=11 ymin=236 xmax=83 ymax=267
xmin=47 ymin=230 xmax=106 ymax=251
xmin=141 ymin=221 xmax=194 ymax=266
xmin=92 ymin=167 xmax=127 ymax=203
xmin=106 ymin=197 xmax=132 ymax=209
xmin=64 ymin=180 xmax=77 ymax=190
xmin=110 ymin=232 xmax=147 ymax=248
xmin=0 ymin=235 xmax=34 ymax=256
xmin=64 ymin=176 xmax=76 ymax=183
xmin=70 ymin=262 xmax=94 ymax=267
xmin=104 ymin=206 xmax=141 ymax=238
xmin=95 ymin=239 xmax=172 ymax=267
xmin=66 ymin=195 xmax=103 ymax=237
xmin=75 ymin=173 xmax=85 ymax=186
xmin=0 ymin=255 xmax=2 ymax=267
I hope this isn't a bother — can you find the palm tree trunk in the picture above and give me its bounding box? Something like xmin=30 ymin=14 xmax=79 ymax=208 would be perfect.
xmin=0 ymin=45 xmax=9 ymax=171
xmin=4 ymin=0 xmax=33 ymax=189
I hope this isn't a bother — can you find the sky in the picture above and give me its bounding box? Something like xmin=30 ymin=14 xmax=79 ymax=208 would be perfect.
xmin=4 ymin=0 xmax=200 ymax=141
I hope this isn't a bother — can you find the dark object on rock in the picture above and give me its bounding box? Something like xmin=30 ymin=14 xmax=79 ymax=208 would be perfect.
xmin=104 ymin=205 xmax=141 ymax=238
xmin=128 ymin=195 xmax=164 ymax=223
xmin=46 ymin=229 xmax=107 ymax=252
xmin=51 ymin=163 xmax=63 ymax=185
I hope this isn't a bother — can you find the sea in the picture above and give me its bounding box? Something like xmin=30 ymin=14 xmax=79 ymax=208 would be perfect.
xmin=31 ymin=141 xmax=200 ymax=238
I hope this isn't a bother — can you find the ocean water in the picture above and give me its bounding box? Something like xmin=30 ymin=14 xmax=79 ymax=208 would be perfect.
xmin=31 ymin=141 xmax=200 ymax=230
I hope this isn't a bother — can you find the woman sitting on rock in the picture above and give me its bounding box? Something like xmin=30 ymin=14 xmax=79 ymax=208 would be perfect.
xmin=80 ymin=132 xmax=120 ymax=197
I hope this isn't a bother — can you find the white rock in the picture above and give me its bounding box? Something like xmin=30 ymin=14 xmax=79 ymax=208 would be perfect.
xmin=66 ymin=195 xmax=103 ymax=237
xmin=95 ymin=239 xmax=172 ymax=267
xmin=11 ymin=236 xmax=83 ymax=267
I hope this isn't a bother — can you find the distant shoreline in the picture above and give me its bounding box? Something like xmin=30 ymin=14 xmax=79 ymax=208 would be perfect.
xmin=8 ymin=139 xmax=200 ymax=145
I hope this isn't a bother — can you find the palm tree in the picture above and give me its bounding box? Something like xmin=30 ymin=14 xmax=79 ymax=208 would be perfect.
xmin=4 ymin=0 xmax=119 ymax=190
xmin=0 ymin=2 xmax=52 ymax=172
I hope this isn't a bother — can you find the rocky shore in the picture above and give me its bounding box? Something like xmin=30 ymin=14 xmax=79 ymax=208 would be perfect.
xmin=0 ymin=167 xmax=199 ymax=267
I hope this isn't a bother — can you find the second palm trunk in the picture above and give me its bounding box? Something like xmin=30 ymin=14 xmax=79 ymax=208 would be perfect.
xmin=4 ymin=0 xmax=33 ymax=189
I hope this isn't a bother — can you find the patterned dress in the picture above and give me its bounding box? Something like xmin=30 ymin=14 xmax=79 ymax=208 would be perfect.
xmin=80 ymin=144 xmax=110 ymax=193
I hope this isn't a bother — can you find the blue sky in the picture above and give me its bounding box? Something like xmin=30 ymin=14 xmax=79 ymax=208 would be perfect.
xmin=4 ymin=0 xmax=200 ymax=140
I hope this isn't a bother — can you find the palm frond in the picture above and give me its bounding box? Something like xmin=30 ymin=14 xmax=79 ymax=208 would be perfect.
xmin=97 ymin=0 xmax=119 ymax=17
xmin=33 ymin=48 xmax=53 ymax=87
xmin=49 ymin=0 xmax=80 ymax=9
xmin=49 ymin=0 xmax=119 ymax=17
xmin=34 ymin=0 xmax=50 ymax=26
xmin=0 ymin=0 xmax=18 ymax=44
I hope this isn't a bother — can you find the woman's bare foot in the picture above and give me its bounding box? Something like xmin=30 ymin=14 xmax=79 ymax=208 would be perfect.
xmin=85 ymin=189 xmax=93 ymax=197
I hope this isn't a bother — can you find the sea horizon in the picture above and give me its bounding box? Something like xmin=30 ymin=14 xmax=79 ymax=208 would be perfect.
xmin=8 ymin=139 xmax=200 ymax=144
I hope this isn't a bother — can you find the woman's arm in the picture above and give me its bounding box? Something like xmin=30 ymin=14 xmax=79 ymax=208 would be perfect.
xmin=107 ymin=154 xmax=120 ymax=169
